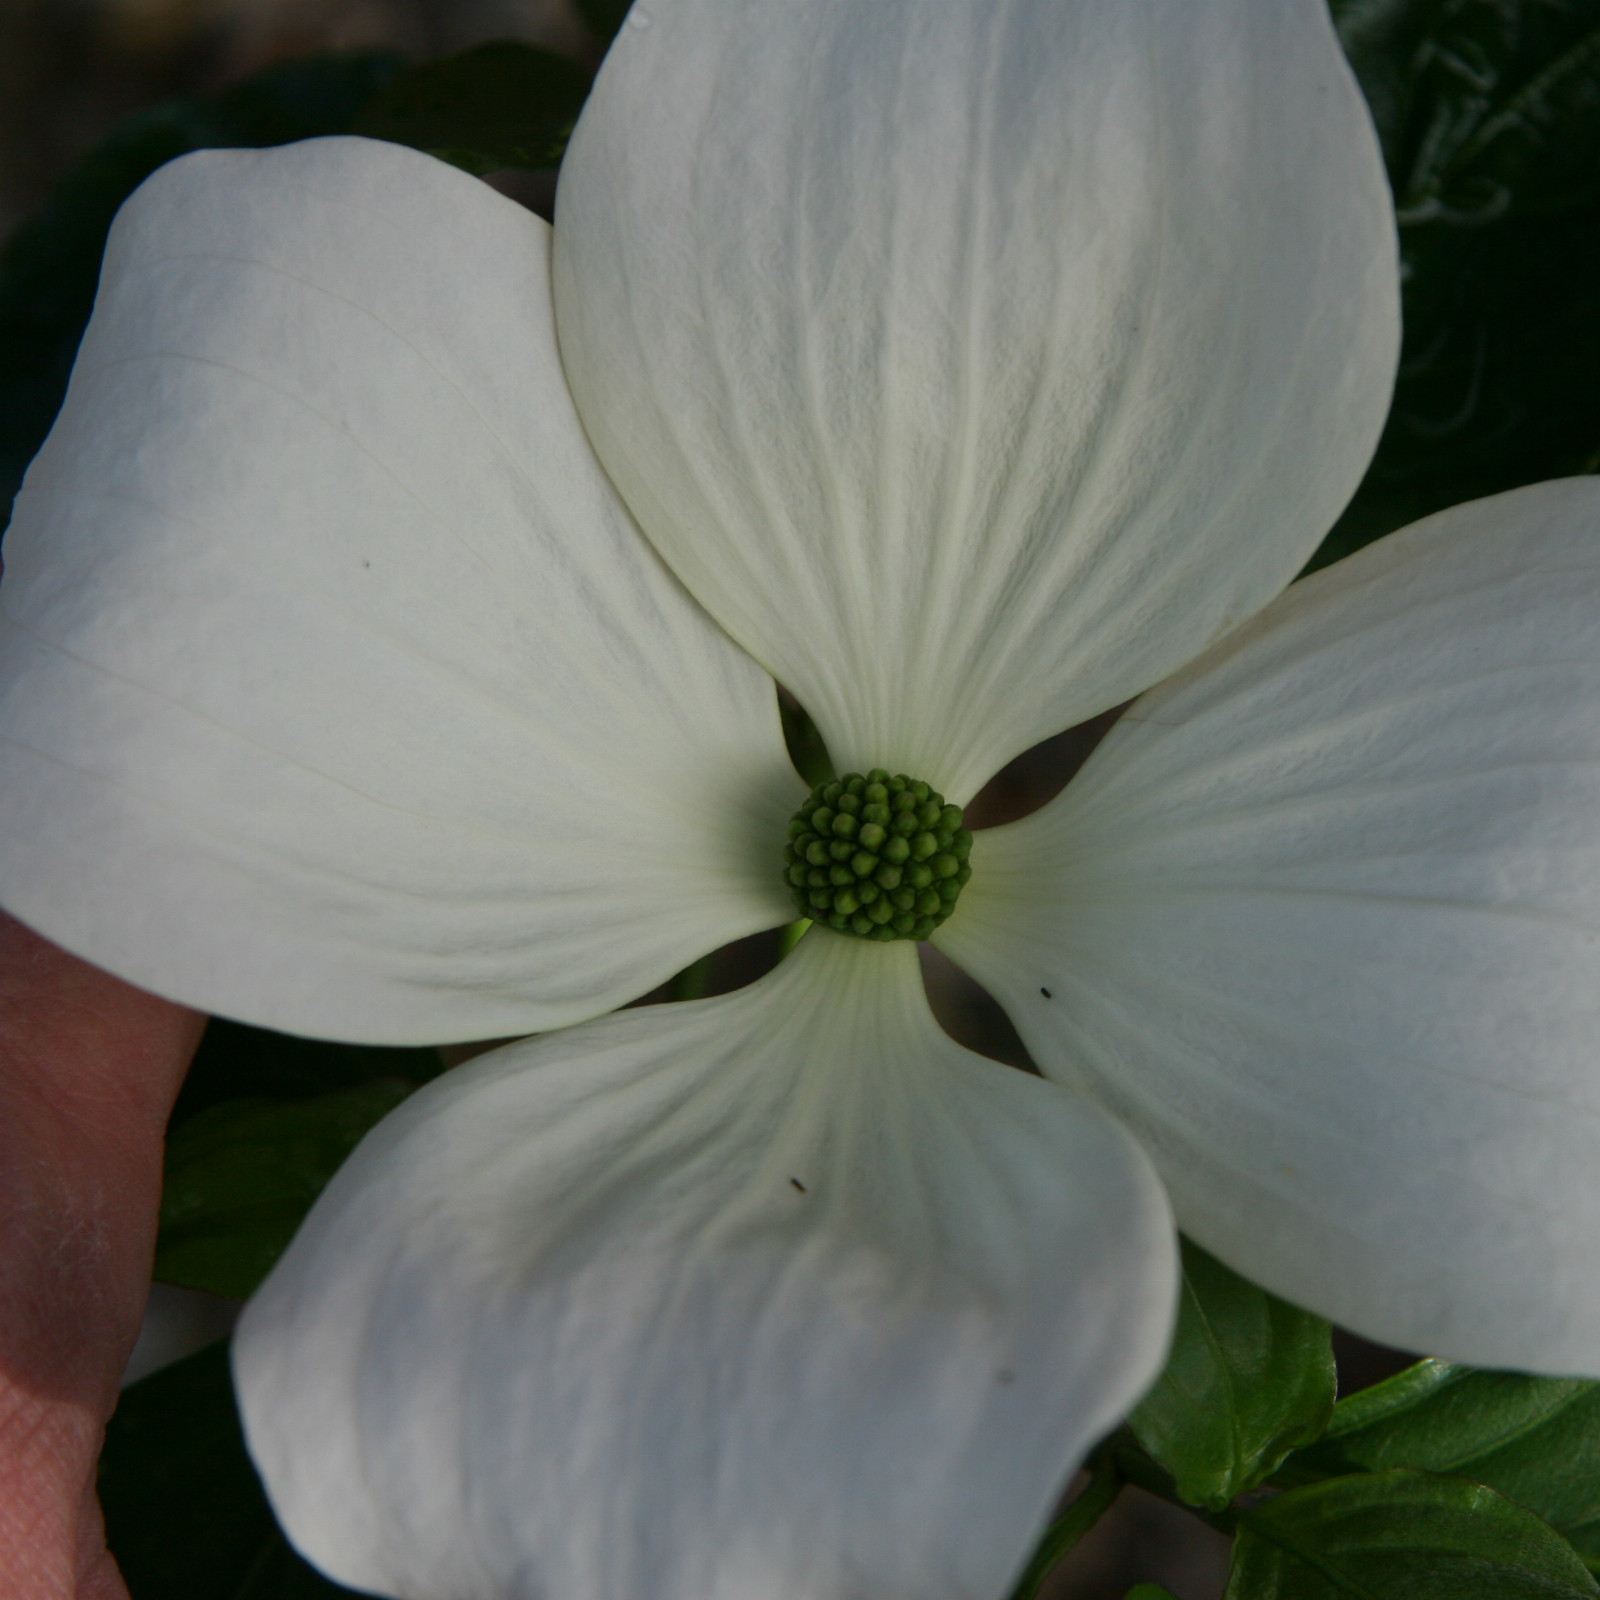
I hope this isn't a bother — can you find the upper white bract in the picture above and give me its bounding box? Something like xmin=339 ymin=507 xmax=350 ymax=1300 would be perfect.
xmin=5 ymin=2 xmax=1600 ymax=1598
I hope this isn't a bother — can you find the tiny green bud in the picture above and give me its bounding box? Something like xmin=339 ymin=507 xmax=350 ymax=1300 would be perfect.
xmin=783 ymin=770 xmax=973 ymax=939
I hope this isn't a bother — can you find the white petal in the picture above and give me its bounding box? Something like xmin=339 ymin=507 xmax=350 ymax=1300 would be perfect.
xmin=552 ymin=0 xmax=1398 ymax=802
xmin=0 ymin=136 xmax=799 ymax=1043
xmin=938 ymin=479 xmax=1600 ymax=1374
xmin=234 ymin=930 xmax=1175 ymax=1600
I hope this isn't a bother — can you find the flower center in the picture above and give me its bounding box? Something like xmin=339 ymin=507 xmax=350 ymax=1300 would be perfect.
xmin=783 ymin=769 xmax=972 ymax=941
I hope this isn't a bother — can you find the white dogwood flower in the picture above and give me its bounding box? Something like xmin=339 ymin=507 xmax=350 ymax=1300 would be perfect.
xmin=4 ymin=3 xmax=1600 ymax=1598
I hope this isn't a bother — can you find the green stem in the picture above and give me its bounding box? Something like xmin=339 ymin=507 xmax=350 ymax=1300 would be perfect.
xmin=1009 ymin=1451 xmax=1123 ymax=1600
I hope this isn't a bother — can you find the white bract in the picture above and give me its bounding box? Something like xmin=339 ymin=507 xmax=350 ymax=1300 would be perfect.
xmin=2 ymin=2 xmax=1599 ymax=1597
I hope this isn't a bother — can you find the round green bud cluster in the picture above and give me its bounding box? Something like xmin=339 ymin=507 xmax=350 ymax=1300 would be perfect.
xmin=783 ymin=769 xmax=973 ymax=941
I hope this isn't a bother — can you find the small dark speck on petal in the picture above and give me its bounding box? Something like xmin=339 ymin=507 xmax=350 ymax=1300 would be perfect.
xmin=998 ymin=1369 xmax=1015 ymax=1384
xmin=790 ymin=1177 xmax=807 ymax=1193
xmin=1039 ymin=987 xmax=1052 ymax=999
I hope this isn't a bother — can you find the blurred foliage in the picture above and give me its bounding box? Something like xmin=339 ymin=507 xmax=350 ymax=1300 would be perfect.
xmin=154 ymin=1021 xmax=442 ymax=1297
xmin=159 ymin=1079 xmax=416 ymax=1298
xmin=1316 ymin=0 xmax=1600 ymax=566
xmin=171 ymin=1017 xmax=442 ymax=1126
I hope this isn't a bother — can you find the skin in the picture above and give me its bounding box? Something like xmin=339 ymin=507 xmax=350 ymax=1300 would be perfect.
xmin=0 ymin=909 xmax=203 ymax=1599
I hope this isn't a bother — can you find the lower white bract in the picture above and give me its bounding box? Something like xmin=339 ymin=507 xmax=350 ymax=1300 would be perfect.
xmin=2 ymin=3 xmax=1598 ymax=1599
xmin=237 ymin=935 xmax=1174 ymax=1598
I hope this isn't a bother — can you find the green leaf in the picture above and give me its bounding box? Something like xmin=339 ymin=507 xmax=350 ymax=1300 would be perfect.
xmin=1280 ymin=1360 xmax=1600 ymax=1571
xmin=1125 ymin=1588 xmax=1181 ymax=1600
xmin=1127 ymin=1239 xmax=1335 ymax=1509
xmin=0 ymin=51 xmax=405 ymax=539
xmin=101 ymin=1341 xmax=367 ymax=1598
xmin=157 ymin=1080 xmax=414 ymax=1298
xmin=1227 ymin=1471 xmax=1600 ymax=1599
xmin=351 ymin=40 xmax=593 ymax=175
xmin=1317 ymin=1 xmax=1600 ymax=569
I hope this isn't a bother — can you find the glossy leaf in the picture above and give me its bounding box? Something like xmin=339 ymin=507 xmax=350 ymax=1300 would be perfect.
xmin=1319 ymin=0 xmax=1600 ymax=567
xmin=0 ymin=52 xmax=403 ymax=538
xmin=101 ymin=1342 xmax=368 ymax=1599
xmin=352 ymin=40 xmax=592 ymax=174
xmin=1228 ymin=1471 xmax=1600 ymax=1599
xmin=157 ymin=1081 xmax=417 ymax=1299
xmin=1128 ymin=1239 xmax=1335 ymax=1509
xmin=1281 ymin=1360 xmax=1600 ymax=1570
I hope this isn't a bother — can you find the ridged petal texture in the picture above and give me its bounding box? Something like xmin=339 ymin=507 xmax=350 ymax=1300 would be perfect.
xmin=234 ymin=930 xmax=1176 ymax=1600
xmin=0 ymin=136 xmax=799 ymax=1043
xmin=937 ymin=479 xmax=1600 ymax=1375
xmin=553 ymin=0 xmax=1399 ymax=803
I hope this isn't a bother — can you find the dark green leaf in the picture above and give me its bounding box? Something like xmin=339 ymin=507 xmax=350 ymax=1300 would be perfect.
xmin=1280 ymin=1359 xmax=1600 ymax=1570
xmin=1125 ymin=1588 xmax=1181 ymax=1600
xmin=1228 ymin=1471 xmax=1599 ymax=1598
xmin=101 ymin=1341 xmax=369 ymax=1598
xmin=172 ymin=1016 xmax=442 ymax=1128
xmin=351 ymin=41 xmax=593 ymax=175
xmin=1316 ymin=1 xmax=1600 ymax=570
xmin=1331 ymin=0 xmax=1451 ymax=172
xmin=1128 ymin=1239 xmax=1335 ymax=1509
xmin=0 ymin=51 xmax=405 ymax=538
xmin=157 ymin=1081 xmax=414 ymax=1298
